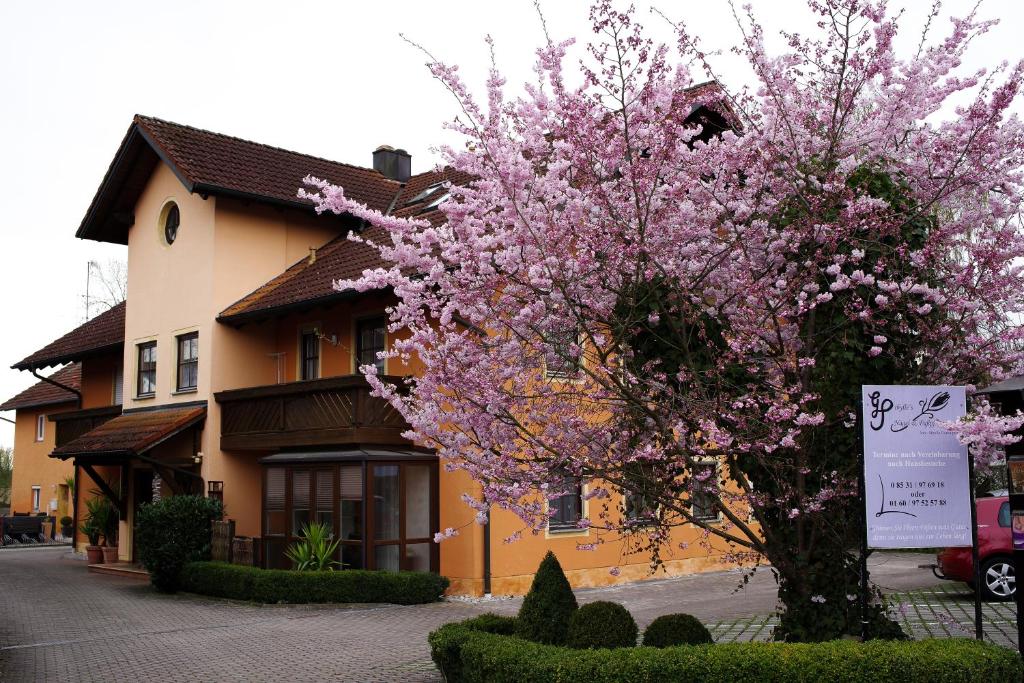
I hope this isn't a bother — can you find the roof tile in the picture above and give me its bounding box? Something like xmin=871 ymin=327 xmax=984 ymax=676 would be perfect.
xmin=218 ymin=168 xmax=474 ymax=323
xmin=51 ymin=405 xmax=206 ymax=459
xmin=0 ymin=364 xmax=81 ymax=412
xmin=135 ymin=116 xmax=401 ymax=213
xmin=14 ymin=302 xmax=125 ymax=371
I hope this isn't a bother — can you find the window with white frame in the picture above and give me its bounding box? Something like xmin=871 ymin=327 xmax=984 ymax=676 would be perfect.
xmin=544 ymin=327 xmax=582 ymax=378
xmin=31 ymin=486 xmax=41 ymax=512
xmin=622 ymin=464 xmax=658 ymax=525
xmin=548 ymin=474 xmax=584 ymax=532
xmin=35 ymin=414 xmax=46 ymax=442
xmin=690 ymin=461 xmax=720 ymax=522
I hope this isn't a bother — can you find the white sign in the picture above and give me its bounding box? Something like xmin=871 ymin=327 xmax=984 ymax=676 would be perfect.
xmin=862 ymin=385 xmax=971 ymax=548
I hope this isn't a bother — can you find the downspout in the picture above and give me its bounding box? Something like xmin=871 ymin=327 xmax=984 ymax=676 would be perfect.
xmin=72 ymin=465 xmax=80 ymax=553
xmin=483 ymin=509 xmax=492 ymax=596
xmin=30 ymin=368 xmax=82 ymax=405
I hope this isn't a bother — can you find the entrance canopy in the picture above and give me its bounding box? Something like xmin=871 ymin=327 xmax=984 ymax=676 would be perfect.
xmin=51 ymin=405 xmax=206 ymax=462
xmin=50 ymin=405 xmax=206 ymax=515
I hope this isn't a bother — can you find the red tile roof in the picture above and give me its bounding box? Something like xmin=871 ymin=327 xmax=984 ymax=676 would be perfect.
xmin=51 ymin=405 xmax=206 ymax=460
xmin=134 ymin=116 xmax=401 ymax=212
xmin=78 ymin=116 xmax=402 ymax=244
xmin=13 ymin=302 xmax=125 ymax=371
xmin=218 ymin=167 xmax=474 ymax=324
xmin=0 ymin=364 xmax=81 ymax=412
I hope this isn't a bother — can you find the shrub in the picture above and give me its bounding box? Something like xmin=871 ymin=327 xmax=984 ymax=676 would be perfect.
xmin=566 ymin=601 xmax=637 ymax=649
xmin=429 ymin=617 xmax=1024 ymax=683
xmin=179 ymin=561 xmax=449 ymax=605
xmin=59 ymin=515 xmax=73 ymax=527
xmin=642 ymin=613 xmax=712 ymax=647
xmin=515 ymin=551 xmax=578 ymax=645
xmin=429 ymin=613 xmax=517 ymax=681
xmin=134 ymin=495 xmax=223 ymax=592
xmin=285 ymin=521 xmax=341 ymax=571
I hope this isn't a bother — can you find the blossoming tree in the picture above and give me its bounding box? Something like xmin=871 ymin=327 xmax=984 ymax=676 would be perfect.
xmin=302 ymin=0 xmax=1024 ymax=640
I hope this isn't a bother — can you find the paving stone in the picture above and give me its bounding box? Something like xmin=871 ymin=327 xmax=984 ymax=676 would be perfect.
xmin=0 ymin=548 xmax=1009 ymax=681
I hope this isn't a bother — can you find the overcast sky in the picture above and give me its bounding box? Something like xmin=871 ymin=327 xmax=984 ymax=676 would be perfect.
xmin=1 ymin=0 xmax=1021 ymax=450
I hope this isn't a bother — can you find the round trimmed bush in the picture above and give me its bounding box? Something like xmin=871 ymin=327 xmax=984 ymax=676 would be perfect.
xmin=566 ymin=601 xmax=638 ymax=649
xmin=515 ymin=551 xmax=579 ymax=645
xmin=642 ymin=613 xmax=713 ymax=647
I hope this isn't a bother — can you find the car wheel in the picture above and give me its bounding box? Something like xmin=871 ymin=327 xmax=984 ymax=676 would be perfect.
xmin=980 ymin=557 xmax=1016 ymax=601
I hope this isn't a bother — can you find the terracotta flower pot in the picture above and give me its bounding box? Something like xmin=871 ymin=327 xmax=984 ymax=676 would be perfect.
xmin=86 ymin=545 xmax=104 ymax=564
xmin=102 ymin=546 xmax=119 ymax=564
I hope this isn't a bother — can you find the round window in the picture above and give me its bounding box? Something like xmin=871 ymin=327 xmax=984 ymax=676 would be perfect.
xmin=164 ymin=203 xmax=180 ymax=245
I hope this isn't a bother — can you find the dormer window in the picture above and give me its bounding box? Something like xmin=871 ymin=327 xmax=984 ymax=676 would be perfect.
xmin=164 ymin=203 xmax=180 ymax=245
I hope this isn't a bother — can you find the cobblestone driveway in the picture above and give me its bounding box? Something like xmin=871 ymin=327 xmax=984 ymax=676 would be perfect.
xmin=0 ymin=547 xmax=1009 ymax=682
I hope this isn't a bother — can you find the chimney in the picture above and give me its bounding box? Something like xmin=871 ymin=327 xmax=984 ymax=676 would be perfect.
xmin=373 ymin=145 xmax=412 ymax=182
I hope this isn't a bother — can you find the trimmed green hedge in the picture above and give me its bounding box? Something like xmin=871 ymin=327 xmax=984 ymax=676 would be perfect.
xmin=180 ymin=561 xmax=449 ymax=605
xmin=429 ymin=618 xmax=1023 ymax=683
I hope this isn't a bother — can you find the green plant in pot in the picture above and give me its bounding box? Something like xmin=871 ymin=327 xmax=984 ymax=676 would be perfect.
xmin=89 ymin=482 xmax=121 ymax=564
xmin=82 ymin=495 xmax=118 ymax=564
xmin=59 ymin=515 xmax=74 ymax=539
xmin=79 ymin=498 xmax=105 ymax=564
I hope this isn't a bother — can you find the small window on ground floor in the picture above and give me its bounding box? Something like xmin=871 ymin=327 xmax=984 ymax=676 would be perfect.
xmin=31 ymin=486 xmax=41 ymax=513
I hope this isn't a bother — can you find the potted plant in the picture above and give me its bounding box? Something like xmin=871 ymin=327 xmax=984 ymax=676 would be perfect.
xmin=82 ymin=496 xmax=113 ymax=564
xmin=60 ymin=515 xmax=73 ymax=538
xmin=86 ymin=482 xmax=121 ymax=564
xmin=100 ymin=500 xmax=119 ymax=564
xmin=80 ymin=518 xmax=103 ymax=564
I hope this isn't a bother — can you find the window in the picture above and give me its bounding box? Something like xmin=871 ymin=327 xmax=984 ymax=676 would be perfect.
xmin=31 ymin=486 xmax=41 ymax=513
xmin=544 ymin=327 xmax=582 ymax=378
xmin=176 ymin=332 xmax=199 ymax=392
xmin=691 ymin=462 xmax=720 ymax=522
xmin=35 ymin=414 xmax=46 ymax=442
xmin=113 ymin=365 xmax=123 ymax=405
xmin=999 ymin=501 xmax=1011 ymax=528
xmin=548 ymin=475 xmax=584 ymax=532
xmin=300 ymin=331 xmax=320 ymax=380
xmin=164 ymin=203 xmax=180 ymax=245
xmin=262 ymin=461 xmax=434 ymax=572
xmin=356 ymin=317 xmax=386 ymax=374
xmin=622 ymin=465 xmax=658 ymax=525
xmin=137 ymin=342 xmax=157 ymax=396
xmin=207 ymin=481 xmax=224 ymax=506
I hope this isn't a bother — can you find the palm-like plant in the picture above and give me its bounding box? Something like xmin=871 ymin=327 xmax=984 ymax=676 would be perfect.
xmin=285 ymin=521 xmax=342 ymax=571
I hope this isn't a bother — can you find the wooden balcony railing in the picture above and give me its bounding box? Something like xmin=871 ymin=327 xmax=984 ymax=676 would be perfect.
xmin=213 ymin=375 xmax=412 ymax=451
xmin=50 ymin=405 xmax=123 ymax=449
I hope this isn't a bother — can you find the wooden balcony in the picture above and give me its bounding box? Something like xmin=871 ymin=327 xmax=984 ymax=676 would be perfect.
xmin=214 ymin=375 xmax=412 ymax=451
xmin=50 ymin=405 xmax=123 ymax=449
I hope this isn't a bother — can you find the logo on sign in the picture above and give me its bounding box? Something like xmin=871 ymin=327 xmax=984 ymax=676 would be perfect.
xmin=867 ymin=390 xmax=951 ymax=432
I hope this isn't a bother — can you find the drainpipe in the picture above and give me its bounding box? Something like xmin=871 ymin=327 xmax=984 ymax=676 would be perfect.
xmin=72 ymin=465 xmax=80 ymax=553
xmin=30 ymin=368 xmax=82 ymax=405
xmin=483 ymin=509 xmax=492 ymax=596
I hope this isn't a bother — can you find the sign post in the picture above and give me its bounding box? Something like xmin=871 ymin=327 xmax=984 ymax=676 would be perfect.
xmin=861 ymin=385 xmax=979 ymax=638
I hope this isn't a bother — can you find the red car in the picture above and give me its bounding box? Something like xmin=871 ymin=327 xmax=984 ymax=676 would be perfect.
xmin=933 ymin=496 xmax=1014 ymax=601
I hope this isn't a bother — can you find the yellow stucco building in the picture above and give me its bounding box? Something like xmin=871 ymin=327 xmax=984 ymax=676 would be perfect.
xmin=3 ymin=115 xmax=738 ymax=594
